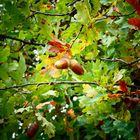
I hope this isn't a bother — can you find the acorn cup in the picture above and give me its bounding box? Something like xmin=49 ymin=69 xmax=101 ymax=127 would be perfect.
xmin=54 ymin=58 xmax=70 ymax=69
xmin=69 ymin=59 xmax=84 ymax=75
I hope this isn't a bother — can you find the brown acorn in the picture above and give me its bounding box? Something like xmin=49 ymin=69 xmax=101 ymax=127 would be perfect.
xmin=27 ymin=121 xmax=39 ymax=138
xmin=54 ymin=58 xmax=70 ymax=69
xmin=70 ymin=59 xmax=84 ymax=75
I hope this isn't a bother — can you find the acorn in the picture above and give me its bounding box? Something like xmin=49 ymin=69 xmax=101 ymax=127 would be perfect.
xmin=27 ymin=121 xmax=39 ymax=138
xmin=70 ymin=59 xmax=84 ymax=75
xmin=54 ymin=58 xmax=70 ymax=69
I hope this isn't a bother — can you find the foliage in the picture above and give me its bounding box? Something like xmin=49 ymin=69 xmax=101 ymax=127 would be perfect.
xmin=0 ymin=0 xmax=140 ymax=140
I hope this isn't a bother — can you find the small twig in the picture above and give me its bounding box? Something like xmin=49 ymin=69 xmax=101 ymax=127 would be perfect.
xmin=70 ymin=24 xmax=84 ymax=48
xmin=96 ymin=10 xmax=136 ymax=22
xmin=0 ymin=34 xmax=46 ymax=47
xmin=105 ymin=10 xmax=136 ymax=18
xmin=100 ymin=58 xmax=130 ymax=64
xmin=16 ymin=43 xmax=26 ymax=52
xmin=100 ymin=58 xmax=140 ymax=65
xmin=0 ymin=81 xmax=99 ymax=90
xmin=130 ymin=58 xmax=140 ymax=65
xmin=30 ymin=7 xmax=76 ymax=17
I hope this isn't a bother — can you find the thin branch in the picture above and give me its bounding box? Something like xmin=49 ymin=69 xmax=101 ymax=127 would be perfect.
xmin=70 ymin=24 xmax=84 ymax=47
xmin=100 ymin=58 xmax=129 ymax=64
xmin=0 ymin=81 xmax=99 ymax=90
xmin=100 ymin=58 xmax=140 ymax=65
xmin=0 ymin=34 xmax=46 ymax=47
xmin=1 ymin=81 xmax=140 ymax=91
xmin=130 ymin=58 xmax=140 ymax=65
xmin=16 ymin=43 xmax=26 ymax=52
xmin=30 ymin=7 xmax=76 ymax=17
xmin=105 ymin=10 xmax=136 ymax=18
xmin=96 ymin=10 xmax=136 ymax=22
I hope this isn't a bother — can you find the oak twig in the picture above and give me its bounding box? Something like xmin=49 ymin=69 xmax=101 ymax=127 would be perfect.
xmin=30 ymin=8 xmax=76 ymax=17
xmin=1 ymin=80 xmax=140 ymax=91
xmin=0 ymin=34 xmax=46 ymax=47
xmin=100 ymin=58 xmax=140 ymax=65
xmin=96 ymin=10 xmax=136 ymax=22
xmin=70 ymin=24 xmax=84 ymax=47
xmin=106 ymin=10 xmax=136 ymax=18
xmin=0 ymin=81 xmax=99 ymax=90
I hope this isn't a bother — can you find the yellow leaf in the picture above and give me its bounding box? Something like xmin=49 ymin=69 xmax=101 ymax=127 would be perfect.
xmin=83 ymin=84 xmax=97 ymax=97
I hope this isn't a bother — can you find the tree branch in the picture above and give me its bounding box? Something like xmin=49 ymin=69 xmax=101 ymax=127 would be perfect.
xmin=0 ymin=34 xmax=46 ymax=47
xmin=1 ymin=80 xmax=140 ymax=91
xmin=0 ymin=81 xmax=99 ymax=90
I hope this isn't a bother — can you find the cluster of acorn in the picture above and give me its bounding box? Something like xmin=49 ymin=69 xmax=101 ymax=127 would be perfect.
xmin=54 ymin=58 xmax=84 ymax=75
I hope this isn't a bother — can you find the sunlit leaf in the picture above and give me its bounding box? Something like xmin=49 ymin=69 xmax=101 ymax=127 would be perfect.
xmin=35 ymin=112 xmax=55 ymax=138
xmin=0 ymin=46 xmax=10 ymax=63
xmin=18 ymin=53 xmax=26 ymax=76
xmin=75 ymin=2 xmax=91 ymax=24
xmin=83 ymin=84 xmax=97 ymax=97
xmin=113 ymin=69 xmax=126 ymax=82
xmin=118 ymin=80 xmax=128 ymax=93
xmin=42 ymin=90 xmax=59 ymax=97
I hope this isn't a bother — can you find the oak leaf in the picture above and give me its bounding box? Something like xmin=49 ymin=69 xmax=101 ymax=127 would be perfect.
xmin=118 ymin=80 xmax=128 ymax=93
